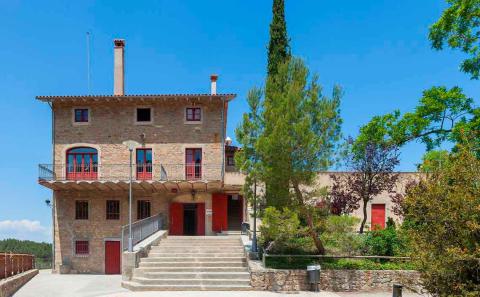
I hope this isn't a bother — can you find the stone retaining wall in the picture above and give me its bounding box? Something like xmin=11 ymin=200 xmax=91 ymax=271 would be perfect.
xmin=0 ymin=269 xmax=38 ymax=297
xmin=249 ymin=261 xmax=422 ymax=292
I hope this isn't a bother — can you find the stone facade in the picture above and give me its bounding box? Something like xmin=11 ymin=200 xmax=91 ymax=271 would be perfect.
xmin=47 ymin=97 xmax=230 ymax=274
xmin=53 ymin=100 xmax=224 ymax=169
xmin=250 ymin=268 xmax=422 ymax=292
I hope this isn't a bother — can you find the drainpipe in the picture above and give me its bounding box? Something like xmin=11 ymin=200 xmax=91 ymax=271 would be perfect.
xmin=48 ymin=101 xmax=56 ymax=272
xmin=221 ymin=97 xmax=225 ymax=182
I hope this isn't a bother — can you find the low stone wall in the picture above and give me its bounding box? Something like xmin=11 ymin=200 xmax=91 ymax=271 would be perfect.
xmin=249 ymin=261 xmax=422 ymax=292
xmin=0 ymin=269 xmax=38 ymax=297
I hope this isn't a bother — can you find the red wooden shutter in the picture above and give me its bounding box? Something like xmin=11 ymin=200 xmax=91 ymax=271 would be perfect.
xmin=212 ymin=194 xmax=228 ymax=232
xmin=197 ymin=203 xmax=205 ymax=235
xmin=371 ymin=204 xmax=386 ymax=230
xmin=169 ymin=203 xmax=184 ymax=235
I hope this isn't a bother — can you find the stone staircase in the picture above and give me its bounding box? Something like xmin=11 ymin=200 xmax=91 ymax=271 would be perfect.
xmin=122 ymin=236 xmax=252 ymax=291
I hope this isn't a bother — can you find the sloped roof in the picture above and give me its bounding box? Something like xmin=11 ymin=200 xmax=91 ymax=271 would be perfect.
xmin=36 ymin=93 xmax=236 ymax=103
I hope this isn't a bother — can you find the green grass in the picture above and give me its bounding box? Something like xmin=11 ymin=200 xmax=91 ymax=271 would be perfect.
xmin=264 ymin=256 xmax=417 ymax=270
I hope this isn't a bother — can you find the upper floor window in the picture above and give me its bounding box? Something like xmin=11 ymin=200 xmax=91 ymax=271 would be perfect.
xmin=106 ymin=200 xmax=120 ymax=220
xmin=75 ymin=200 xmax=89 ymax=220
xmin=186 ymin=148 xmax=202 ymax=180
xmin=66 ymin=147 xmax=98 ymax=180
xmin=136 ymin=148 xmax=152 ymax=180
xmin=137 ymin=200 xmax=151 ymax=220
xmin=186 ymin=107 xmax=201 ymax=122
xmin=74 ymin=108 xmax=89 ymax=123
xmin=136 ymin=107 xmax=152 ymax=123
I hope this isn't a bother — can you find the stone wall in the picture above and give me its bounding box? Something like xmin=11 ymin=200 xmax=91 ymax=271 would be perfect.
xmin=53 ymin=100 xmax=224 ymax=169
xmin=0 ymin=269 xmax=38 ymax=297
xmin=250 ymin=266 xmax=422 ymax=292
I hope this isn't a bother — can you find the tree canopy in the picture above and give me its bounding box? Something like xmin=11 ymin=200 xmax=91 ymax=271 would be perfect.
xmin=357 ymin=86 xmax=479 ymax=151
xmin=267 ymin=0 xmax=290 ymax=77
xmin=430 ymin=0 xmax=480 ymax=79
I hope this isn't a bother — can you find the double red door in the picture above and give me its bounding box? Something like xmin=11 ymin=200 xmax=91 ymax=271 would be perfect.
xmin=105 ymin=241 xmax=120 ymax=274
xmin=169 ymin=203 xmax=205 ymax=235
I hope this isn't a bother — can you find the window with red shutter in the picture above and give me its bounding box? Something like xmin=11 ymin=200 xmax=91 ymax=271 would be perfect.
xmin=186 ymin=107 xmax=201 ymax=121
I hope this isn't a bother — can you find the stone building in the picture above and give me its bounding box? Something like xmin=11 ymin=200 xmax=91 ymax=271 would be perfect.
xmin=37 ymin=39 xmax=413 ymax=275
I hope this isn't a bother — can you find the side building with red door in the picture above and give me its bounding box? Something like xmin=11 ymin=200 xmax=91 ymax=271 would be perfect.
xmin=37 ymin=39 xmax=247 ymax=274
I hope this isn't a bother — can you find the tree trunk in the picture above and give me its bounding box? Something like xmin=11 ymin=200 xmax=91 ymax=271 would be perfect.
xmin=359 ymin=198 xmax=368 ymax=234
xmin=292 ymin=183 xmax=326 ymax=255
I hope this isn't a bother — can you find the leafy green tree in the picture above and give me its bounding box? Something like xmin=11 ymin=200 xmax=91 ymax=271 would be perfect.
xmin=267 ymin=0 xmax=290 ymax=77
xmin=258 ymin=57 xmax=343 ymax=254
xmin=430 ymin=0 xmax=480 ymax=79
xmin=330 ymin=140 xmax=400 ymax=233
xmin=235 ymin=87 xmax=263 ymax=252
xmin=417 ymin=149 xmax=449 ymax=172
xmin=357 ymin=86 xmax=479 ymax=151
xmin=402 ymin=143 xmax=480 ymax=295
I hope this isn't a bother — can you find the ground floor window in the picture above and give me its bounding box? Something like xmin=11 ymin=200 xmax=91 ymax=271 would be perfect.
xmin=75 ymin=240 xmax=89 ymax=255
xmin=137 ymin=200 xmax=151 ymax=220
xmin=106 ymin=200 xmax=120 ymax=220
xmin=75 ymin=200 xmax=88 ymax=220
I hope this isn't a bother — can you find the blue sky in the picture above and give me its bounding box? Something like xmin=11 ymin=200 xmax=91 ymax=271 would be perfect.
xmin=0 ymin=0 xmax=478 ymax=243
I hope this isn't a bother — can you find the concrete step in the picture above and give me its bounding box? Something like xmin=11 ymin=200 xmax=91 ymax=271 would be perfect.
xmin=135 ymin=266 xmax=248 ymax=273
xmin=141 ymin=256 xmax=246 ymax=263
xmin=131 ymin=277 xmax=251 ymax=286
xmin=150 ymin=247 xmax=244 ymax=252
xmin=138 ymin=261 xmax=247 ymax=268
xmin=148 ymin=253 xmax=245 ymax=258
xmin=135 ymin=272 xmax=251 ymax=280
xmin=122 ymin=281 xmax=253 ymax=291
xmin=158 ymin=243 xmax=242 ymax=247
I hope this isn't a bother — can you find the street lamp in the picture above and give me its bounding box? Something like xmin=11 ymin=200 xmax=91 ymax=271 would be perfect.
xmin=123 ymin=140 xmax=140 ymax=252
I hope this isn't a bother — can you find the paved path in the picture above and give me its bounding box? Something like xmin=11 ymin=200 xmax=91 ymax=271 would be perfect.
xmin=15 ymin=269 xmax=426 ymax=297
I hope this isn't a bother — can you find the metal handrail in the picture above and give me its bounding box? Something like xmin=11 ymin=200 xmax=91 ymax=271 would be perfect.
xmin=121 ymin=213 xmax=164 ymax=251
xmin=38 ymin=163 xmax=223 ymax=182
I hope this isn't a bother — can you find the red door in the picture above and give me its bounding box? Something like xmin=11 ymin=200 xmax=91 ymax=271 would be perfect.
xmin=186 ymin=148 xmax=202 ymax=180
xmin=169 ymin=203 xmax=184 ymax=235
xmin=212 ymin=194 xmax=228 ymax=232
xmin=371 ymin=204 xmax=386 ymax=230
xmin=197 ymin=203 xmax=205 ymax=236
xmin=105 ymin=241 xmax=120 ymax=274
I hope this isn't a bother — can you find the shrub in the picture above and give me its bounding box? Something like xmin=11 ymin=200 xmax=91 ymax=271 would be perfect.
xmin=321 ymin=215 xmax=363 ymax=255
xmin=259 ymin=207 xmax=315 ymax=254
xmin=362 ymin=220 xmax=406 ymax=256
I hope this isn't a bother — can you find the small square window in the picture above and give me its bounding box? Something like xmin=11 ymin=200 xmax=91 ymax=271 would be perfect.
xmin=186 ymin=107 xmax=201 ymax=122
xmin=75 ymin=200 xmax=88 ymax=220
xmin=74 ymin=109 xmax=89 ymax=123
xmin=136 ymin=108 xmax=151 ymax=122
xmin=106 ymin=200 xmax=120 ymax=220
xmin=75 ymin=240 xmax=89 ymax=255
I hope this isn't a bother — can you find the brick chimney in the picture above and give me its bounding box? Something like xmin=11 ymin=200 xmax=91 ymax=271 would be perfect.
xmin=114 ymin=39 xmax=125 ymax=95
xmin=210 ymin=74 xmax=218 ymax=95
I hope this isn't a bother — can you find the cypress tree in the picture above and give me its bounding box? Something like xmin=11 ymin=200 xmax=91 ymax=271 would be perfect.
xmin=267 ymin=0 xmax=290 ymax=77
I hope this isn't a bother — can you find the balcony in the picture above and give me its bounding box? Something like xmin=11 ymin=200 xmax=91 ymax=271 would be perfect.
xmin=38 ymin=164 xmax=223 ymax=192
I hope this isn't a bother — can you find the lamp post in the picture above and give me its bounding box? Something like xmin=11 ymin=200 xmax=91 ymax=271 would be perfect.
xmin=123 ymin=140 xmax=140 ymax=252
xmin=251 ymin=180 xmax=258 ymax=253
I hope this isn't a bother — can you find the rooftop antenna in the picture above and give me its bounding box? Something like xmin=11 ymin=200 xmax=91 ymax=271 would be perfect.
xmin=86 ymin=31 xmax=91 ymax=94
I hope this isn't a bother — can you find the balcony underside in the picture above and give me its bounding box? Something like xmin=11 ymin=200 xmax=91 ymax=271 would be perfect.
xmin=38 ymin=179 xmax=223 ymax=192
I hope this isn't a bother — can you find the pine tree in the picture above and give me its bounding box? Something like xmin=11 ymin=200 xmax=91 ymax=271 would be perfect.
xmin=267 ymin=0 xmax=290 ymax=77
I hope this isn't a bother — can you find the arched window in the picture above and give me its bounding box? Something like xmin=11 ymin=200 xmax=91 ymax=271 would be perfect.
xmin=66 ymin=147 xmax=98 ymax=180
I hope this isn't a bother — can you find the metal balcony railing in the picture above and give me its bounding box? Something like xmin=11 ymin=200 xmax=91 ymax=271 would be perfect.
xmin=38 ymin=163 xmax=223 ymax=182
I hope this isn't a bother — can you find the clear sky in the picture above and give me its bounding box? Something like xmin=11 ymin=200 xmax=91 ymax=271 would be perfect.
xmin=0 ymin=1 xmax=478 ymax=242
